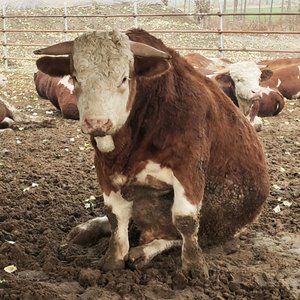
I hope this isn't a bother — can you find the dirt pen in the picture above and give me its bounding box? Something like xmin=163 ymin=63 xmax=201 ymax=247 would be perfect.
xmin=0 ymin=3 xmax=300 ymax=300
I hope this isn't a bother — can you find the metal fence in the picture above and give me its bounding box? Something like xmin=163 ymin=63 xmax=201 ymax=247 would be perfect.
xmin=1 ymin=2 xmax=300 ymax=69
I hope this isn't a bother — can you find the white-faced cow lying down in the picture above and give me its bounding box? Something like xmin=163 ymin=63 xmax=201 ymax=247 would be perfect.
xmin=34 ymin=29 xmax=270 ymax=278
xmin=184 ymin=59 xmax=283 ymax=130
xmin=34 ymin=71 xmax=79 ymax=120
xmin=213 ymin=62 xmax=274 ymax=131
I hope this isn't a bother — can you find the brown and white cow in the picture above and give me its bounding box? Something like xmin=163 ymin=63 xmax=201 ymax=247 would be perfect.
xmin=213 ymin=62 xmax=273 ymax=131
xmin=184 ymin=59 xmax=281 ymax=131
xmin=34 ymin=29 xmax=269 ymax=278
xmin=34 ymin=71 xmax=79 ymax=120
xmin=257 ymin=57 xmax=300 ymax=71
xmin=258 ymin=58 xmax=300 ymax=99
xmin=184 ymin=53 xmax=233 ymax=72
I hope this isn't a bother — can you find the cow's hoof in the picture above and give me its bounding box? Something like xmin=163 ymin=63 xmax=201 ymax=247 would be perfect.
xmin=67 ymin=219 xmax=102 ymax=245
xmin=182 ymin=257 xmax=209 ymax=279
xmin=99 ymin=254 xmax=125 ymax=271
xmin=127 ymin=246 xmax=147 ymax=270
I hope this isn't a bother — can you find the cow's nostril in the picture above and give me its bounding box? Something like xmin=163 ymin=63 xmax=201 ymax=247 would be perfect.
xmin=82 ymin=118 xmax=112 ymax=135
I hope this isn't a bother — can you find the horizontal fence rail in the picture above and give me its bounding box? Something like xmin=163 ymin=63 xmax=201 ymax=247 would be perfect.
xmin=1 ymin=3 xmax=300 ymax=69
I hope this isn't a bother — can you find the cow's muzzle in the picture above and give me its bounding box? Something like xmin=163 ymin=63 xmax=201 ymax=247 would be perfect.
xmin=81 ymin=118 xmax=112 ymax=136
xmin=250 ymin=88 xmax=262 ymax=101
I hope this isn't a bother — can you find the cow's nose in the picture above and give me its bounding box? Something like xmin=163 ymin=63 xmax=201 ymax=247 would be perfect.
xmin=251 ymin=88 xmax=262 ymax=99
xmin=82 ymin=118 xmax=112 ymax=136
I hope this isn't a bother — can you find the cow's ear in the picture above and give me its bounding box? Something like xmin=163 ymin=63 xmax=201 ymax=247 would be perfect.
xmin=134 ymin=57 xmax=170 ymax=78
xmin=214 ymin=74 xmax=233 ymax=87
xmin=260 ymin=69 xmax=273 ymax=82
xmin=36 ymin=56 xmax=71 ymax=77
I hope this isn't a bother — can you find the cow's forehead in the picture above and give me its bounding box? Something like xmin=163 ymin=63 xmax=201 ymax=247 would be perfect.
xmin=229 ymin=62 xmax=261 ymax=80
xmin=72 ymin=30 xmax=134 ymax=79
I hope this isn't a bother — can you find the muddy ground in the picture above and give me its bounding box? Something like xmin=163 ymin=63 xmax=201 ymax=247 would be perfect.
xmin=0 ymin=65 xmax=299 ymax=300
xmin=0 ymin=4 xmax=300 ymax=300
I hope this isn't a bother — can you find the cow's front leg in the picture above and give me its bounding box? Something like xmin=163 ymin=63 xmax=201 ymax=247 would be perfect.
xmin=99 ymin=191 xmax=132 ymax=271
xmin=172 ymin=176 xmax=209 ymax=279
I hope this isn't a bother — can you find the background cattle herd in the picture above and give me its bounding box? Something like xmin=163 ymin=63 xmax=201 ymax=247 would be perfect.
xmin=1 ymin=54 xmax=298 ymax=131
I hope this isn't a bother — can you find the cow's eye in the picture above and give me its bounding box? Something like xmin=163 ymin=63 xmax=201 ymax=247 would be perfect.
xmin=118 ymin=76 xmax=130 ymax=88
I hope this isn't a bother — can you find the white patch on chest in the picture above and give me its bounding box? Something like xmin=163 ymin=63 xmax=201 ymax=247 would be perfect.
xmin=58 ymin=75 xmax=74 ymax=94
xmin=136 ymin=161 xmax=173 ymax=186
xmin=94 ymin=135 xmax=115 ymax=152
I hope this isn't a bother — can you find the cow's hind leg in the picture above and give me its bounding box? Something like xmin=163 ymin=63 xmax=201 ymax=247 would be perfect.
xmin=67 ymin=216 xmax=111 ymax=245
xmin=127 ymin=239 xmax=182 ymax=270
xmin=172 ymin=176 xmax=209 ymax=279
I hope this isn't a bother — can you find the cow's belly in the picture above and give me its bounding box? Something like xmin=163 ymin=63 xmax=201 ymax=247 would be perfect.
xmin=120 ymin=161 xmax=173 ymax=202
xmin=116 ymin=161 xmax=178 ymax=243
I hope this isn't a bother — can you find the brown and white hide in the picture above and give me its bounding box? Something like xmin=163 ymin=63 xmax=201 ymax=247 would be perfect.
xmin=34 ymin=28 xmax=269 ymax=279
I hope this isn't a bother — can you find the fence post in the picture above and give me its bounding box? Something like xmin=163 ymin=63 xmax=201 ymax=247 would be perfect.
xmin=2 ymin=5 xmax=8 ymax=70
xmin=218 ymin=0 xmax=224 ymax=58
xmin=134 ymin=2 xmax=138 ymax=28
xmin=64 ymin=2 xmax=68 ymax=41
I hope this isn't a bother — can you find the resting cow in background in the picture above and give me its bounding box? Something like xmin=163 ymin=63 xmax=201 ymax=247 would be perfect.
xmin=213 ymin=62 xmax=273 ymax=131
xmin=257 ymin=57 xmax=300 ymax=70
xmin=34 ymin=71 xmax=79 ymax=120
xmin=183 ymin=53 xmax=233 ymax=72
xmin=185 ymin=58 xmax=283 ymax=130
xmin=257 ymin=58 xmax=300 ymax=99
xmin=34 ymin=28 xmax=269 ymax=278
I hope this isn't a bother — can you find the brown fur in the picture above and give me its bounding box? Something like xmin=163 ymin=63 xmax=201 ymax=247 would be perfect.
xmin=258 ymin=58 xmax=300 ymax=99
xmin=89 ymin=29 xmax=270 ymax=242
xmin=183 ymin=53 xmax=214 ymax=69
xmin=258 ymin=57 xmax=300 ymax=70
xmin=35 ymin=28 xmax=270 ymax=254
xmin=266 ymin=65 xmax=300 ymax=100
xmin=34 ymin=71 xmax=79 ymax=120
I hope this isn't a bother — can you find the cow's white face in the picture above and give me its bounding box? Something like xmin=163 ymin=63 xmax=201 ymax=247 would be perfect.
xmin=72 ymin=31 xmax=134 ymax=144
xmin=229 ymin=62 xmax=262 ymax=106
